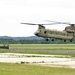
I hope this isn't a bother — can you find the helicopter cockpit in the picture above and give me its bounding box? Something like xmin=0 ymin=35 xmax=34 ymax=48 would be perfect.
xmin=34 ymin=25 xmax=45 ymax=36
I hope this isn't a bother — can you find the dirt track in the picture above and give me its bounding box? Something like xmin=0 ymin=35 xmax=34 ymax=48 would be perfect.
xmin=0 ymin=53 xmax=75 ymax=68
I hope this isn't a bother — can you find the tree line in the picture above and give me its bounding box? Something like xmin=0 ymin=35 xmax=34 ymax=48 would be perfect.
xmin=0 ymin=38 xmax=75 ymax=44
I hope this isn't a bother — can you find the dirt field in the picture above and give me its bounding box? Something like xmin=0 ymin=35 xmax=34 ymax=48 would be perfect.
xmin=0 ymin=53 xmax=75 ymax=68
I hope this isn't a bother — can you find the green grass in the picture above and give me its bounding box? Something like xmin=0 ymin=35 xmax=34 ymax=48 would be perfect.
xmin=0 ymin=63 xmax=75 ymax=75
xmin=9 ymin=44 xmax=75 ymax=50
xmin=0 ymin=44 xmax=75 ymax=55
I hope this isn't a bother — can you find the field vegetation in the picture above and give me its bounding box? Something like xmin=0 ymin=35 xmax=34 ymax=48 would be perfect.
xmin=10 ymin=44 xmax=75 ymax=50
xmin=0 ymin=63 xmax=75 ymax=75
xmin=0 ymin=44 xmax=75 ymax=56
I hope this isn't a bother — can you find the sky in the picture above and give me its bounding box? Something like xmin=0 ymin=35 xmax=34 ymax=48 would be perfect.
xmin=0 ymin=0 xmax=75 ymax=37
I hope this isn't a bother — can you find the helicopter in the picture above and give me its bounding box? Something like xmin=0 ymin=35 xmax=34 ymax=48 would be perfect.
xmin=21 ymin=20 xmax=75 ymax=42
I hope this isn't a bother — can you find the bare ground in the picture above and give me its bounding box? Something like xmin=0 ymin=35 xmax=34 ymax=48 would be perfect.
xmin=0 ymin=53 xmax=75 ymax=68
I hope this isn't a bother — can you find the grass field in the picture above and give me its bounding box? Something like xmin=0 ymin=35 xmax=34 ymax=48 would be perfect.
xmin=0 ymin=63 xmax=75 ymax=75
xmin=0 ymin=44 xmax=75 ymax=55
xmin=0 ymin=44 xmax=75 ymax=75
xmin=10 ymin=44 xmax=75 ymax=50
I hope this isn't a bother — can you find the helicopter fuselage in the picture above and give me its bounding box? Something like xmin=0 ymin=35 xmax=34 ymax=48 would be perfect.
xmin=34 ymin=25 xmax=75 ymax=40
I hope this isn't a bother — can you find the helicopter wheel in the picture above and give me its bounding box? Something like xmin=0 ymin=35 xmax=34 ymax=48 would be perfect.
xmin=64 ymin=40 xmax=66 ymax=42
xmin=46 ymin=38 xmax=49 ymax=41
xmin=51 ymin=39 xmax=54 ymax=41
xmin=70 ymin=39 xmax=73 ymax=42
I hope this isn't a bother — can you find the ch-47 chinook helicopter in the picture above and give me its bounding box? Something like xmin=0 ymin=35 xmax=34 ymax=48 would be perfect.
xmin=21 ymin=20 xmax=75 ymax=42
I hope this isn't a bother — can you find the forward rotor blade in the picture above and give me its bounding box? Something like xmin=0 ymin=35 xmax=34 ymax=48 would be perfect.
xmin=44 ymin=23 xmax=64 ymax=25
xmin=21 ymin=23 xmax=38 ymax=25
xmin=21 ymin=23 xmax=55 ymax=25
xmin=45 ymin=20 xmax=61 ymax=23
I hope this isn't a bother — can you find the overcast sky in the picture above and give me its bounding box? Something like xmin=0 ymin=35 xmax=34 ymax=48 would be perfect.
xmin=0 ymin=0 xmax=75 ymax=37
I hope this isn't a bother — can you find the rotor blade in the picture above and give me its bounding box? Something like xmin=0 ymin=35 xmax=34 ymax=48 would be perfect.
xmin=21 ymin=22 xmax=74 ymax=26
xmin=69 ymin=24 xmax=75 ymax=26
xmin=45 ymin=20 xmax=70 ymax=25
xmin=46 ymin=20 xmax=75 ymax=25
xmin=45 ymin=20 xmax=61 ymax=23
xmin=21 ymin=23 xmax=38 ymax=25
xmin=21 ymin=23 xmax=56 ymax=25
xmin=43 ymin=23 xmax=66 ymax=25
xmin=21 ymin=22 xmax=69 ymax=26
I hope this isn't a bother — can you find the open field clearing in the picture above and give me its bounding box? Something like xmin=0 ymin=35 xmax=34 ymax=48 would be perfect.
xmin=0 ymin=63 xmax=75 ymax=75
xmin=0 ymin=44 xmax=75 ymax=55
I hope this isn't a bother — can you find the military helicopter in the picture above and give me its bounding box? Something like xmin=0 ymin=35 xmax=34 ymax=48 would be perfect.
xmin=21 ymin=20 xmax=75 ymax=42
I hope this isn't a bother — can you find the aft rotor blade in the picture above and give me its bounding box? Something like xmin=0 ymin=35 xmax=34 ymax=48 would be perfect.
xmin=45 ymin=20 xmax=70 ymax=25
xmin=42 ymin=22 xmax=69 ymax=25
xmin=69 ymin=24 xmax=75 ymax=26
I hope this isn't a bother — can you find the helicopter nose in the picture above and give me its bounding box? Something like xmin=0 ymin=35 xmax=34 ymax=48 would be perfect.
xmin=34 ymin=32 xmax=39 ymax=36
xmin=34 ymin=30 xmax=40 ymax=36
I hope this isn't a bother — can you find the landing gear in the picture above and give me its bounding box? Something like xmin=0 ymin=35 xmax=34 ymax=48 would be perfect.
xmin=51 ymin=39 xmax=54 ymax=41
xmin=46 ymin=38 xmax=55 ymax=41
xmin=70 ymin=39 xmax=73 ymax=42
xmin=70 ymin=38 xmax=74 ymax=42
xmin=64 ymin=40 xmax=66 ymax=42
xmin=46 ymin=38 xmax=49 ymax=41
xmin=64 ymin=39 xmax=73 ymax=42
